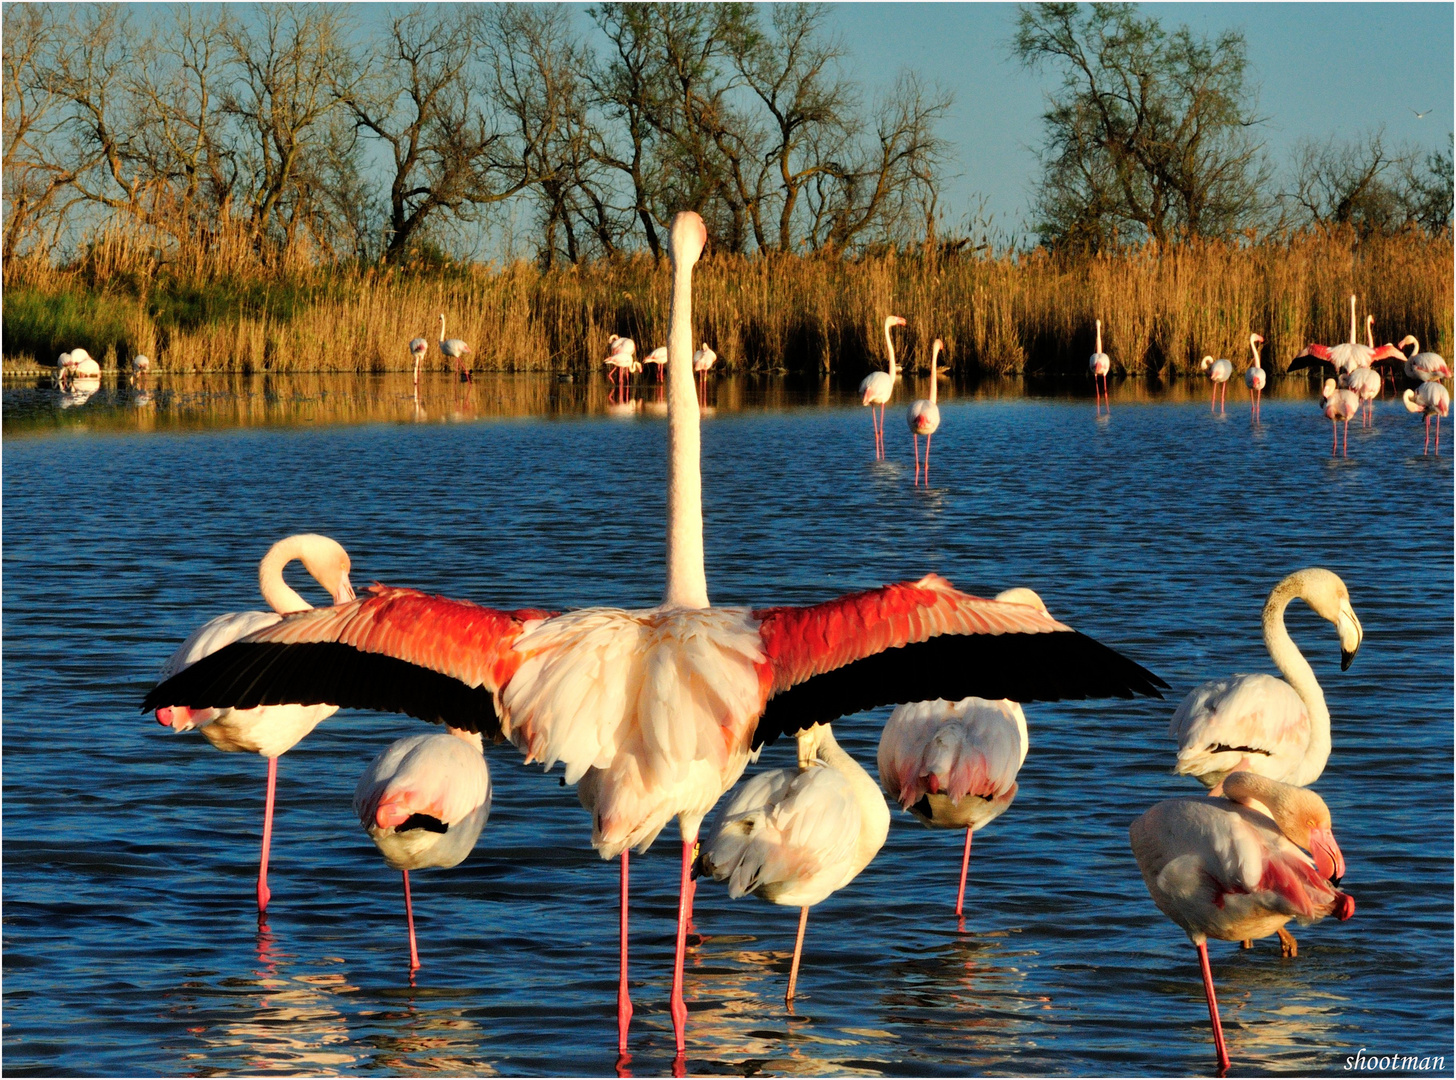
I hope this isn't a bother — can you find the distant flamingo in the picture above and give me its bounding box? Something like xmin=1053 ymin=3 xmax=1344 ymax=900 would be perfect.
xmin=1243 ymin=334 xmax=1266 ymax=420
xmin=878 ymin=587 xmax=1045 ymax=917
xmin=692 ymin=342 xmax=717 ymax=401
xmin=605 ymin=334 xmax=638 ymax=395
xmin=146 ymin=212 xmax=1165 ymax=1057
xmin=643 ymin=346 xmax=667 ymax=381
xmin=906 ymin=338 xmax=943 ymax=486
xmin=859 ymin=315 xmax=907 ymax=459
xmin=438 ymin=314 xmax=472 ymax=380
xmin=131 ymin=354 xmax=151 ymax=375
xmin=1130 ymin=771 xmax=1355 ymax=1071
xmin=1397 ymin=335 xmax=1452 ymax=384
xmin=697 ymin=721 xmax=889 ymax=1004
xmin=409 ymin=336 xmax=429 ymax=386
xmin=153 ymin=534 xmax=355 ymax=913
xmin=354 ymin=728 xmax=491 ymax=970
xmin=1403 ymin=381 xmax=1450 ymax=453
xmin=1321 ymin=378 xmax=1359 ymax=455
xmin=1199 ymin=355 xmax=1234 ymax=412
xmin=1170 ymin=568 xmax=1361 ymax=794
xmin=1089 ymin=319 xmax=1111 ymax=411
xmin=1344 ymin=366 xmax=1381 ymax=426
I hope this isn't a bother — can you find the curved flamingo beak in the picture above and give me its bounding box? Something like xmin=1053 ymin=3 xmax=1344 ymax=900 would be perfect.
xmin=1333 ymin=891 xmax=1356 ymax=920
xmin=334 ymin=573 xmax=356 ymax=605
xmin=155 ymin=706 xmax=179 ymax=727
xmin=1308 ymin=825 xmax=1346 ymax=884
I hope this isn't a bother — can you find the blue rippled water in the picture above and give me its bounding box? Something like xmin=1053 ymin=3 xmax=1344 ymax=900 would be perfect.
xmin=3 ymin=376 xmax=1451 ymax=1076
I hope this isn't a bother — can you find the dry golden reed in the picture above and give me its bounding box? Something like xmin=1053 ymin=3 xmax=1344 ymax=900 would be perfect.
xmin=5 ymin=220 xmax=1450 ymax=377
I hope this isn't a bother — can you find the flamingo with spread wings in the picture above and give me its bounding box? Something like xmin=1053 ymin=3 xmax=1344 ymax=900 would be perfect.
xmin=145 ymin=212 xmax=1166 ymax=1059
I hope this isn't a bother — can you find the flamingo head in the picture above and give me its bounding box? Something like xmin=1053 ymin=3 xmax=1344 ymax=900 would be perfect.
xmin=993 ymin=587 xmax=1049 ymax=615
xmin=1199 ymin=355 xmax=1214 ymax=372
xmin=669 ymin=211 xmax=707 ymax=268
xmin=1397 ymin=334 xmax=1419 ymax=357
xmin=1306 ymin=822 xmax=1347 ymax=885
xmin=1250 ymin=333 xmax=1264 ymax=346
xmin=886 ymin=315 xmax=907 ymax=331
xmin=155 ymin=705 xmax=218 ymax=730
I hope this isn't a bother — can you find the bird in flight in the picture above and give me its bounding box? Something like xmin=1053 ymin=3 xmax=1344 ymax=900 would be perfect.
xmin=1410 ymin=107 xmax=1432 ymax=119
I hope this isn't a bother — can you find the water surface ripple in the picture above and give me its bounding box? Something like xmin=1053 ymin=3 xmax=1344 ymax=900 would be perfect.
xmin=4 ymin=380 xmax=1451 ymax=1076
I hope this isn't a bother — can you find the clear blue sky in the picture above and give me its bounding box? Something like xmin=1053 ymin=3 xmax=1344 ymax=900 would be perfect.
xmin=824 ymin=3 xmax=1453 ymax=237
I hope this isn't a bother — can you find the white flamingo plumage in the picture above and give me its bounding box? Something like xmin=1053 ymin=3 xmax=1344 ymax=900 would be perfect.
xmin=1321 ymin=378 xmax=1360 ymax=455
xmin=697 ymin=721 xmax=889 ymax=1003
xmin=131 ymin=354 xmax=151 ymax=374
xmin=1403 ymin=381 xmax=1451 ymax=453
xmin=153 ymin=534 xmax=356 ymax=912
xmin=409 ymin=336 xmax=429 ymax=386
xmin=605 ymin=335 xmax=638 ymax=395
xmin=1397 ymin=335 xmax=1452 ymax=384
xmin=354 ymin=727 xmax=491 ymax=970
xmin=1328 ymin=296 xmax=1372 ymax=373
xmin=1199 ymin=355 xmax=1234 ymax=412
xmin=692 ymin=342 xmax=717 ymax=401
xmin=1169 ymin=568 xmax=1361 ymax=794
xmin=906 ymin=338 xmax=943 ymax=486
xmin=438 ymin=314 xmax=472 ymax=379
xmin=1343 ymin=366 xmax=1381 ymax=426
xmin=1089 ymin=319 xmax=1111 ymax=410
xmin=146 ymin=212 xmax=1165 ymax=1056
xmin=643 ymin=346 xmax=667 ymax=381
xmin=1243 ymin=334 xmax=1266 ymax=420
xmin=858 ymin=315 xmax=907 ymax=460
xmin=1130 ymin=772 xmax=1355 ymax=1072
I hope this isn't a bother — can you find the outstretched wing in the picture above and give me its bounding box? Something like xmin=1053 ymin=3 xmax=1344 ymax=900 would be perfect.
xmin=141 ymin=585 xmax=553 ymax=738
xmin=752 ymin=574 xmax=1165 ymax=748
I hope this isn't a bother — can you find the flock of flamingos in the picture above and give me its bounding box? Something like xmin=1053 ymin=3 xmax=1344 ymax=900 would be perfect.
xmin=140 ymin=212 xmax=1434 ymax=1075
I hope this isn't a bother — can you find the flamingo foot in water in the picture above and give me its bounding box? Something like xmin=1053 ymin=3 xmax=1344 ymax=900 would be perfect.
xmin=403 ymin=869 xmax=420 ymax=970
xmin=618 ymin=851 xmax=632 ymax=1054
xmin=257 ymin=755 xmax=278 ymax=913
xmin=954 ymin=827 xmax=973 ymax=915
xmin=1277 ymin=927 xmax=1298 ymax=958
xmin=669 ymin=838 xmax=692 ymax=1053
xmin=1197 ymin=940 xmax=1232 ymax=1073
xmin=786 ymin=905 xmax=809 ymax=1004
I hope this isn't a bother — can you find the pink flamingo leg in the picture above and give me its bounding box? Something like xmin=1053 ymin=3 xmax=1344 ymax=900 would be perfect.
xmin=954 ymin=827 xmax=973 ymax=916
xmin=1437 ymin=415 xmax=1443 ymax=454
xmin=1343 ymin=417 xmax=1349 ymax=456
xmin=669 ymin=838 xmax=692 ymax=1054
xmin=402 ymin=869 xmax=420 ymax=970
xmin=924 ymin=434 xmax=932 ymax=483
xmin=1197 ymin=941 xmax=1232 ymax=1072
xmin=786 ymin=905 xmax=809 ymax=1005
xmin=1211 ymin=383 xmax=1216 ymax=411
xmin=618 ymin=851 xmax=633 ymax=1053
xmin=913 ymin=433 xmax=921 ymax=482
xmin=257 ymin=755 xmax=277 ymax=913
xmin=1332 ymin=419 xmax=1338 ymax=456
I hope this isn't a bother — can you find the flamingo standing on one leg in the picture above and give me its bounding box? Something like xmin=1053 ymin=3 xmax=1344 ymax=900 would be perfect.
xmin=1244 ymin=334 xmax=1266 ymax=421
xmin=1089 ymin=319 xmax=1111 ymax=411
xmin=906 ymin=338 xmax=943 ymax=486
xmin=354 ymin=727 xmax=491 ymax=971
xmin=1403 ymin=381 xmax=1451 ymax=453
xmin=438 ymin=314 xmax=472 ymax=381
xmin=1321 ymin=378 xmax=1359 ymax=456
xmin=146 ymin=212 xmax=1166 ymax=1059
xmin=1130 ymin=772 xmax=1355 ymax=1072
xmin=153 ymin=534 xmax=356 ymax=913
xmin=876 ymin=588 xmax=1045 ymax=917
xmin=858 ymin=315 xmax=907 ymax=460
xmin=1199 ymin=355 xmax=1234 ymax=412
xmin=696 ymin=721 xmax=889 ymax=1004
xmin=409 ymin=336 xmax=429 ymax=387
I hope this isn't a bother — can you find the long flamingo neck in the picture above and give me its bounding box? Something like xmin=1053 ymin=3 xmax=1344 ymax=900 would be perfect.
xmin=884 ymin=319 xmax=898 ymax=377
xmin=929 ymin=343 xmax=940 ymax=404
xmin=1348 ymin=296 xmax=1357 ymax=344
xmin=1250 ymin=337 xmax=1262 ymax=368
xmin=664 ymin=249 xmax=708 ymax=609
xmin=258 ymin=536 xmax=315 ymax=615
xmin=1095 ymin=320 xmax=1102 ymax=354
xmin=1365 ymin=316 xmax=1374 ymax=349
xmin=1262 ymin=578 xmax=1330 ymax=783
xmin=439 ymin=315 xmax=446 ymax=343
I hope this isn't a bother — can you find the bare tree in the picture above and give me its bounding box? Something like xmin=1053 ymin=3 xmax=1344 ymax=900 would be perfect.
xmin=1285 ymin=128 xmax=1453 ymax=236
xmin=1014 ymin=2 xmax=1269 ymax=249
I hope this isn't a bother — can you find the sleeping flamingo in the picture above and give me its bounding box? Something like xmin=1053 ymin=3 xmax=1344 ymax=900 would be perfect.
xmin=1321 ymin=378 xmax=1360 ymax=456
xmin=145 ymin=212 xmax=1166 ymax=1058
xmin=438 ymin=314 xmax=472 ymax=380
xmin=696 ymin=721 xmax=889 ymax=1004
xmin=877 ymin=587 xmax=1042 ymax=917
xmin=906 ymin=338 xmax=943 ymax=486
xmin=1089 ymin=319 xmax=1111 ymax=411
xmin=1403 ymin=381 xmax=1450 ymax=453
xmin=409 ymin=336 xmax=429 ymax=386
xmin=1244 ymin=334 xmax=1266 ymax=420
xmin=1199 ymin=355 xmax=1234 ymax=412
xmin=1170 ymin=568 xmax=1360 ymax=798
xmin=354 ymin=727 xmax=491 ymax=971
xmin=1130 ymin=771 xmax=1355 ymax=1071
xmin=858 ymin=315 xmax=907 ymax=460
xmin=153 ymin=534 xmax=356 ymax=913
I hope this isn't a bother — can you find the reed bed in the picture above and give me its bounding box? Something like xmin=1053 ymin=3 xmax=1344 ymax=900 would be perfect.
xmin=4 ymin=223 xmax=1450 ymax=377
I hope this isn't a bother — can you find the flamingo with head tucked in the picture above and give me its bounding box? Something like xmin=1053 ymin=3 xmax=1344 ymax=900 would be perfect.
xmin=354 ymin=727 xmax=491 ymax=970
xmin=1199 ymin=355 xmax=1234 ymax=412
xmin=697 ymin=721 xmax=889 ymax=1004
xmin=1089 ymin=319 xmax=1111 ymax=411
xmin=1242 ymin=334 xmax=1266 ymax=420
xmin=153 ymin=534 xmax=356 ymax=913
xmin=144 ymin=212 xmax=1166 ymax=1059
xmin=409 ymin=337 xmax=429 ymax=386
xmin=1130 ymin=771 xmax=1355 ymax=1072
xmin=906 ymin=338 xmax=943 ymax=486
xmin=1321 ymin=379 xmax=1359 ymax=455
xmin=438 ymin=315 xmax=472 ymax=381
xmin=859 ymin=315 xmax=907 ymax=459
xmin=878 ymin=586 xmax=1046 ymax=917
xmin=1403 ymin=381 xmax=1450 ymax=453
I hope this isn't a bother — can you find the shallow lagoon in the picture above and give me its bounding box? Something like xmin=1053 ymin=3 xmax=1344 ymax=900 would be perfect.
xmin=3 ymin=372 xmax=1451 ymax=1076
